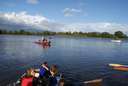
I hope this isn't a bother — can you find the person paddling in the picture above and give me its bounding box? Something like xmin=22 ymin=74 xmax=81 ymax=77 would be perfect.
xmin=38 ymin=62 xmax=51 ymax=86
xmin=58 ymin=78 xmax=65 ymax=86
xmin=21 ymin=68 xmax=34 ymax=86
xmin=39 ymin=62 xmax=50 ymax=78
xmin=48 ymin=65 xmax=58 ymax=86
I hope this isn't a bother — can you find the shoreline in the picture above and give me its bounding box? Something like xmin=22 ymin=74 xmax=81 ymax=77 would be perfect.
xmin=0 ymin=34 xmax=128 ymax=39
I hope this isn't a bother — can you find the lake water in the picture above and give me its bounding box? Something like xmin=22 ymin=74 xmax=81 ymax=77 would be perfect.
xmin=0 ymin=35 xmax=128 ymax=86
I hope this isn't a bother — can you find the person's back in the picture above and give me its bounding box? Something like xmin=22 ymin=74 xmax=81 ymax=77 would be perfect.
xmin=39 ymin=67 xmax=46 ymax=77
xmin=38 ymin=62 xmax=50 ymax=86
xmin=21 ymin=76 xmax=33 ymax=86
xmin=21 ymin=68 xmax=34 ymax=86
xmin=49 ymin=76 xmax=57 ymax=86
xmin=39 ymin=62 xmax=50 ymax=78
xmin=48 ymin=65 xmax=58 ymax=86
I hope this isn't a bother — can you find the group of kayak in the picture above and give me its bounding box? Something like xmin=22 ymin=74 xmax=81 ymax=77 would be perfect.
xmin=8 ymin=62 xmax=128 ymax=86
xmin=10 ymin=62 xmax=65 ymax=86
xmin=35 ymin=38 xmax=51 ymax=48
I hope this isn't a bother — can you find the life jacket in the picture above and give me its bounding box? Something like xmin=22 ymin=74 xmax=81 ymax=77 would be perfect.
xmin=21 ymin=76 xmax=33 ymax=86
xmin=49 ymin=76 xmax=57 ymax=86
xmin=39 ymin=67 xmax=46 ymax=77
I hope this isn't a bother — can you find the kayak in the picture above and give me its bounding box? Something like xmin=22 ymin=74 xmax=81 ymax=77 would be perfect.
xmin=109 ymin=64 xmax=128 ymax=67
xmin=109 ymin=64 xmax=124 ymax=67
xmin=34 ymin=41 xmax=46 ymax=45
xmin=34 ymin=41 xmax=51 ymax=47
xmin=109 ymin=64 xmax=128 ymax=71
xmin=111 ymin=40 xmax=122 ymax=43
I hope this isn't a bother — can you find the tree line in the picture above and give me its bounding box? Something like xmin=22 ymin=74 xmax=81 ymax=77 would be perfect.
xmin=0 ymin=29 xmax=127 ymax=38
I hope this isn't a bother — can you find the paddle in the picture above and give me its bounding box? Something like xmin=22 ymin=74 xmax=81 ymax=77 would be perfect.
xmin=83 ymin=78 xmax=103 ymax=84
xmin=82 ymin=64 xmax=115 ymax=85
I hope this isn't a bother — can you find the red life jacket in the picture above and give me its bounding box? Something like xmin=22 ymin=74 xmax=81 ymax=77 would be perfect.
xmin=21 ymin=76 xmax=33 ymax=86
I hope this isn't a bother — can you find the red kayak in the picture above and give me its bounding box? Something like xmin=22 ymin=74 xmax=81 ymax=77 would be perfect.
xmin=34 ymin=41 xmax=51 ymax=47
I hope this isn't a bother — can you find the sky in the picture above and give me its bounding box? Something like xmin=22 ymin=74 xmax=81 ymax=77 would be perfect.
xmin=0 ymin=0 xmax=128 ymax=34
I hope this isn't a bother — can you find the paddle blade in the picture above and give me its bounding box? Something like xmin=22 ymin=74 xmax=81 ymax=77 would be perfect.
xmin=84 ymin=79 xmax=103 ymax=84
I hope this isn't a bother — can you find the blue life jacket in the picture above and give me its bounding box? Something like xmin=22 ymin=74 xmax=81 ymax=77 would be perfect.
xmin=39 ymin=67 xmax=46 ymax=77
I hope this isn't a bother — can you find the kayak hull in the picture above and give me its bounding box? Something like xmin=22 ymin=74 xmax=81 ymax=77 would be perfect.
xmin=111 ymin=40 xmax=122 ymax=43
xmin=34 ymin=41 xmax=51 ymax=47
xmin=109 ymin=64 xmax=128 ymax=71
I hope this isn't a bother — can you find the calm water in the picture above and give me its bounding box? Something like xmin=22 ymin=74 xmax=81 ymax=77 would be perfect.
xmin=0 ymin=35 xmax=128 ymax=86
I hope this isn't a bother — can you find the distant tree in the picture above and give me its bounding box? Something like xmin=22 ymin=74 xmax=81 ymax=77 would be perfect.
xmin=0 ymin=29 xmax=2 ymax=34
xmin=101 ymin=32 xmax=113 ymax=38
xmin=114 ymin=31 xmax=126 ymax=38
xmin=79 ymin=32 xmax=83 ymax=34
xmin=14 ymin=30 xmax=19 ymax=34
xmin=2 ymin=30 xmax=7 ymax=34
xmin=72 ymin=32 xmax=79 ymax=35
xmin=66 ymin=32 xmax=72 ymax=35
xmin=19 ymin=30 xmax=25 ymax=34
xmin=87 ymin=32 xmax=101 ymax=37
xmin=43 ymin=31 xmax=51 ymax=35
xmin=9 ymin=31 xmax=13 ymax=34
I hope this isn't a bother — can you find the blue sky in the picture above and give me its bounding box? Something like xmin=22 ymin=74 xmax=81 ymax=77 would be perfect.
xmin=0 ymin=0 xmax=128 ymax=33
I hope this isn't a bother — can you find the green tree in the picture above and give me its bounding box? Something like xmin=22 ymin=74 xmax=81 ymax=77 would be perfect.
xmin=19 ymin=30 xmax=25 ymax=34
xmin=0 ymin=29 xmax=2 ymax=34
xmin=114 ymin=31 xmax=126 ymax=38
xmin=101 ymin=32 xmax=113 ymax=38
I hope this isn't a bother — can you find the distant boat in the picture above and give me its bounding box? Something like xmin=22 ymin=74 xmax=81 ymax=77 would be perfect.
xmin=111 ymin=39 xmax=122 ymax=43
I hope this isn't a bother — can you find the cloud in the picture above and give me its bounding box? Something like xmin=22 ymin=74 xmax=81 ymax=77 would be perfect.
xmin=0 ymin=11 xmax=128 ymax=34
xmin=27 ymin=0 xmax=39 ymax=4
xmin=63 ymin=8 xmax=82 ymax=17
xmin=0 ymin=11 xmax=65 ymax=32
xmin=0 ymin=11 xmax=47 ymax=25
xmin=0 ymin=11 xmax=50 ymax=31
xmin=62 ymin=23 xmax=128 ymax=34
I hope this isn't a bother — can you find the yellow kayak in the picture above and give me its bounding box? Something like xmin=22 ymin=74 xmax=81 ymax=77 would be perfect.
xmin=109 ymin=64 xmax=124 ymax=67
xmin=109 ymin=63 xmax=128 ymax=71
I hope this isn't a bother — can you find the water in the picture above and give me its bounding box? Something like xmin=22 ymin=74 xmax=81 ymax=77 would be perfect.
xmin=0 ymin=35 xmax=128 ymax=86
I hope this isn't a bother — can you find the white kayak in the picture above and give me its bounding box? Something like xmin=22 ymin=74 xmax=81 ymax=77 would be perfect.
xmin=111 ymin=40 xmax=122 ymax=43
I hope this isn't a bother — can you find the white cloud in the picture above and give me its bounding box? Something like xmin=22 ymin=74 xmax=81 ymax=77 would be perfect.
xmin=63 ymin=23 xmax=128 ymax=34
xmin=0 ymin=11 xmax=128 ymax=34
xmin=63 ymin=8 xmax=82 ymax=17
xmin=27 ymin=0 xmax=38 ymax=4
xmin=1 ymin=11 xmax=47 ymax=25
